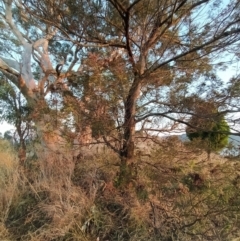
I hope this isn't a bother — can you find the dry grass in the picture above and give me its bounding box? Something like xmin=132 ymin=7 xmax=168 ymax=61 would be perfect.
xmin=0 ymin=140 xmax=18 ymax=241
xmin=0 ymin=137 xmax=240 ymax=240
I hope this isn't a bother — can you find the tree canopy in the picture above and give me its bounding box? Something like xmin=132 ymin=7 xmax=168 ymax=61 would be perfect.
xmin=0 ymin=0 xmax=239 ymax=172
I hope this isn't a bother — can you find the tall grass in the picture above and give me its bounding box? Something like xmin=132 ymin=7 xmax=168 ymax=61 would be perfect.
xmin=0 ymin=137 xmax=240 ymax=240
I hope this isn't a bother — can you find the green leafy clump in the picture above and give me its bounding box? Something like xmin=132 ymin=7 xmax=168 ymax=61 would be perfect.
xmin=186 ymin=102 xmax=229 ymax=158
xmin=187 ymin=117 xmax=229 ymax=151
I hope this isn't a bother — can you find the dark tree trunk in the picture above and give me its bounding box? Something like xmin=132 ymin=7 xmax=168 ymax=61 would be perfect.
xmin=207 ymin=150 xmax=211 ymax=161
xmin=118 ymin=78 xmax=141 ymax=186
xmin=18 ymin=142 xmax=27 ymax=165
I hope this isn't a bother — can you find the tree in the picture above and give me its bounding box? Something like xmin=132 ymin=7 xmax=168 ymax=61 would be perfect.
xmin=0 ymin=78 xmax=32 ymax=163
xmin=3 ymin=130 xmax=13 ymax=142
xmin=0 ymin=0 xmax=240 ymax=182
xmin=186 ymin=101 xmax=230 ymax=159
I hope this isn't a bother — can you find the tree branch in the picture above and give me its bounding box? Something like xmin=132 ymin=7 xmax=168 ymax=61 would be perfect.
xmin=127 ymin=0 xmax=142 ymax=11
xmin=4 ymin=0 xmax=26 ymax=44
xmin=0 ymin=57 xmax=20 ymax=76
xmin=136 ymin=109 xmax=240 ymax=122
xmin=144 ymin=27 xmax=240 ymax=77
xmin=136 ymin=112 xmax=240 ymax=136
xmin=102 ymin=135 xmax=120 ymax=154
xmin=107 ymin=0 xmax=126 ymax=19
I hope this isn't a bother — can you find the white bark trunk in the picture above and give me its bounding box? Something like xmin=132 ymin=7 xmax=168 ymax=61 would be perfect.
xmin=1 ymin=1 xmax=74 ymax=163
xmin=21 ymin=43 xmax=36 ymax=90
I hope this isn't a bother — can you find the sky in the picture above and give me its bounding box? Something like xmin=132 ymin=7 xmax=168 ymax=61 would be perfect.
xmin=0 ymin=122 xmax=14 ymax=136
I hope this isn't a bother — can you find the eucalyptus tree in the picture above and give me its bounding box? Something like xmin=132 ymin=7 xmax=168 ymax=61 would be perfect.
xmin=0 ymin=0 xmax=240 ymax=181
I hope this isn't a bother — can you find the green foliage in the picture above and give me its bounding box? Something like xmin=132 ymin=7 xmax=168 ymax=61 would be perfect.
xmin=91 ymin=117 xmax=116 ymax=138
xmin=0 ymin=80 xmax=17 ymax=123
xmin=186 ymin=104 xmax=230 ymax=155
xmin=0 ymin=79 xmax=29 ymax=125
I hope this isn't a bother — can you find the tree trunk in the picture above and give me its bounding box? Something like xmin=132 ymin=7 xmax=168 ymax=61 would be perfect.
xmin=118 ymin=78 xmax=141 ymax=186
xmin=18 ymin=142 xmax=26 ymax=165
xmin=207 ymin=150 xmax=211 ymax=161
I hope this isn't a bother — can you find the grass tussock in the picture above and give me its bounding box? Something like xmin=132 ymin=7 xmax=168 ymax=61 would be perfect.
xmin=0 ymin=137 xmax=240 ymax=240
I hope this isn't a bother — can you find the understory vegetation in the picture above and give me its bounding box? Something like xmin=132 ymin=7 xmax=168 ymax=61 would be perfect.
xmin=1 ymin=137 xmax=240 ymax=241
